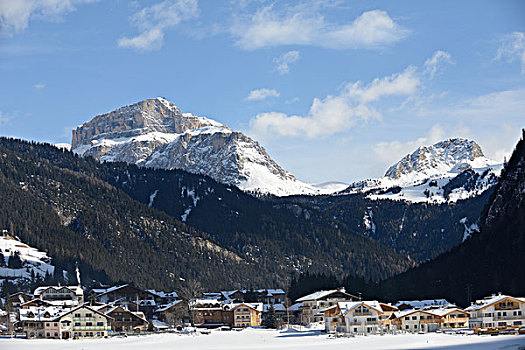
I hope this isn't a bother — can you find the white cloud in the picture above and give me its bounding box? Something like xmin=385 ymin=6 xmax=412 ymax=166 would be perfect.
xmin=231 ymin=6 xmax=409 ymax=50
xmin=0 ymin=111 xmax=11 ymax=128
xmin=345 ymin=66 xmax=420 ymax=104
xmin=118 ymin=0 xmax=199 ymax=51
xmin=0 ymin=0 xmax=96 ymax=36
xmin=249 ymin=55 xmax=434 ymax=139
xmin=34 ymin=82 xmax=46 ymax=89
xmin=423 ymin=50 xmax=453 ymax=78
xmin=494 ymin=32 xmax=525 ymax=73
xmin=245 ymin=88 xmax=280 ymax=101
xmin=274 ymin=50 xmax=300 ymax=75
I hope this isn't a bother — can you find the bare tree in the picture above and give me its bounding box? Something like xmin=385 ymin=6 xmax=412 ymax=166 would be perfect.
xmin=178 ymin=279 xmax=203 ymax=326
xmin=284 ymin=297 xmax=293 ymax=326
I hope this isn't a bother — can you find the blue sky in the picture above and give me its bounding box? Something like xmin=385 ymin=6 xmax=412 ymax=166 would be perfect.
xmin=1 ymin=0 xmax=524 ymax=183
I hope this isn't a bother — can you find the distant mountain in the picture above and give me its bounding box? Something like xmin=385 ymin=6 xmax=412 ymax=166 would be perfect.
xmin=376 ymin=130 xmax=525 ymax=305
xmin=72 ymin=98 xmax=326 ymax=196
xmin=344 ymin=138 xmax=501 ymax=203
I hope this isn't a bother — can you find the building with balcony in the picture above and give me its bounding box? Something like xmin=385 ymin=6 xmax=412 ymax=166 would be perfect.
xmin=296 ymin=288 xmax=358 ymax=324
xmin=225 ymin=303 xmax=263 ymax=328
xmin=33 ymin=285 xmax=84 ymax=307
xmin=466 ymin=293 xmax=525 ymax=329
xmin=105 ymin=305 xmax=148 ymax=332
xmin=391 ymin=309 xmax=443 ymax=333
xmin=323 ymin=301 xmax=391 ymax=335
xmin=57 ymin=305 xmax=112 ymax=339
xmin=19 ymin=306 xmax=64 ymax=339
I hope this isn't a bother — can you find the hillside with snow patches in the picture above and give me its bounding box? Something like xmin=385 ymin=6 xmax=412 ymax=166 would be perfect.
xmin=344 ymin=138 xmax=502 ymax=203
xmin=71 ymin=98 xmax=325 ymax=197
xmin=0 ymin=232 xmax=55 ymax=283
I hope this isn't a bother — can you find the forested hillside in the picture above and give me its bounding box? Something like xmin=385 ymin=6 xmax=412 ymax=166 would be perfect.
xmin=283 ymin=192 xmax=492 ymax=263
xmin=0 ymin=138 xmax=412 ymax=294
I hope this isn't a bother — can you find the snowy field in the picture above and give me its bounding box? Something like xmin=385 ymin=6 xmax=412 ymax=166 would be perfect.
xmin=1 ymin=329 xmax=524 ymax=350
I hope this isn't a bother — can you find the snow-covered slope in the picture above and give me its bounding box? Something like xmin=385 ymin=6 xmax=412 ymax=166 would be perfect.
xmin=344 ymin=138 xmax=502 ymax=203
xmin=0 ymin=232 xmax=55 ymax=283
xmin=72 ymin=98 xmax=328 ymax=197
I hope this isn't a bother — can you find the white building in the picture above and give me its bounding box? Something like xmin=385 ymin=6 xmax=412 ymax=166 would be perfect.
xmin=33 ymin=286 xmax=84 ymax=306
xmin=466 ymin=293 xmax=525 ymax=329
xmin=296 ymin=288 xmax=357 ymax=324
xmin=324 ymin=301 xmax=386 ymax=335
xmin=391 ymin=309 xmax=442 ymax=333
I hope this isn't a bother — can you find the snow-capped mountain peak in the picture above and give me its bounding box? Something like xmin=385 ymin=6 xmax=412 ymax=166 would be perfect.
xmin=385 ymin=138 xmax=493 ymax=181
xmin=72 ymin=98 xmax=327 ymax=196
xmin=345 ymin=138 xmax=501 ymax=203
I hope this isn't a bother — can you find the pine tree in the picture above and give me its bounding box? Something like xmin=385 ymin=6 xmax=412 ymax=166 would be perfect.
xmin=7 ymin=251 xmax=22 ymax=269
xmin=263 ymin=305 xmax=278 ymax=329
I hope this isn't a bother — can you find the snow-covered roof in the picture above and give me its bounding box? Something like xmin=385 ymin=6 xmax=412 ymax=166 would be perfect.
xmin=339 ymin=301 xmax=383 ymax=315
xmin=152 ymin=319 xmax=169 ymax=329
xmin=19 ymin=306 xmax=65 ymax=321
xmin=147 ymin=290 xmax=178 ymax=299
xmin=394 ymin=299 xmax=453 ymax=310
xmin=465 ymin=294 xmax=525 ymax=312
xmin=430 ymin=307 xmax=469 ymax=317
xmin=34 ymin=285 xmax=83 ymax=297
xmin=263 ymin=303 xmax=288 ymax=312
xmin=224 ymin=302 xmax=263 ymax=313
xmin=296 ymin=289 xmax=354 ymax=302
xmin=155 ymin=300 xmax=185 ymax=313
xmin=393 ymin=306 xmax=468 ymax=319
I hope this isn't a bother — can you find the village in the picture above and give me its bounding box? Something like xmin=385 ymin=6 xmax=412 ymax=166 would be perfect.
xmin=0 ymin=282 xmax=524 ymax=341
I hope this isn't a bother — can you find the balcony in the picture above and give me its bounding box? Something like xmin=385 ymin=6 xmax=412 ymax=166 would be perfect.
xmin=493 ymin=315 xmax=524 ymax=321
xmin=73 ymin=326 xmax=110 ymax=331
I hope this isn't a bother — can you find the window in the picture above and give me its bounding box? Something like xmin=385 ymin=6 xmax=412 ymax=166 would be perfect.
xmin=412 ymin=316 xmax=417 ymax=320
xmin=46 ymin=332 xmax=50 ymax=337
xmin=54 ymin=323 xmax=58 ymax=327
xmin=97 ymin=322 xmax=103 ymax=326
xmin=74 ymin=322 xmax=81 ymax=327
xmin=46 ymin=323 xmax=50 ymax=327
xmin=405 ymin=325 xmax=409 ymax=329
xmin=85 ymin=313 xmax=93 ymax=318
xmin=86 ymin=322 xmax=92 ymax=326
xmin=54 ymin=332 xmax=58 ymax=337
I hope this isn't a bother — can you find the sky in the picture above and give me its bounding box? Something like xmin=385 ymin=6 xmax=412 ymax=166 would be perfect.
xmin=1 ymin=0 xmax=524 ymax=184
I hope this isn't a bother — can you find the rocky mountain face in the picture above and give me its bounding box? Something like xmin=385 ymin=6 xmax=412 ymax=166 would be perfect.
xmin=344 ymin=138 xmax=501 ymax=203
xmin=385 ymin=138 xmax=488 ymax=180
xmin=72 ymin=98 xmax=321 ymax=196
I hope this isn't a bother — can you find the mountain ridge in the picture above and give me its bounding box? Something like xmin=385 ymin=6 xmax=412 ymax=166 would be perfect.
xmin=72 ymin=98 xmax=323 ymax=196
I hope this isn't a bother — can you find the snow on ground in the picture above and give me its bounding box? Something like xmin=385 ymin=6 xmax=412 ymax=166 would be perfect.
xmin=1 ymin=329 xmax=524 ymax=350
xmin=0 ymin=234 xmax=54 ymax=281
